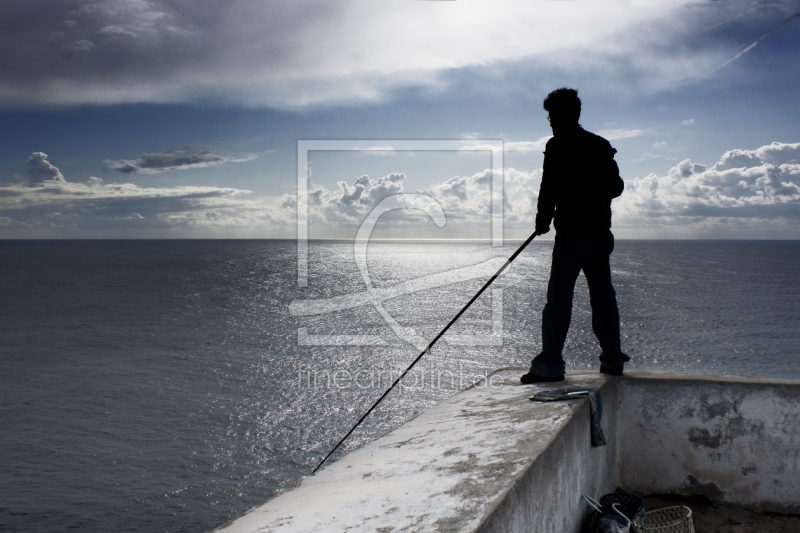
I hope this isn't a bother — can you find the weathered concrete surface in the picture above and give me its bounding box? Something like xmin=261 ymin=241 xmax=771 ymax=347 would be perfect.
xmin=617 ymin=372 xmax=800 ymax=513
xmin=213 ymin=371 xmax=800 ymax=532
xmin=212 ymin=371 xmax=618 ymax=533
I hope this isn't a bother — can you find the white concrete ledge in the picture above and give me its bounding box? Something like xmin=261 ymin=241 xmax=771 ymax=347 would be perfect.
xmin=213 ymin=371 xmax=618 ymax=533
xmin=213 ymin=370 xmax=800 ymax=532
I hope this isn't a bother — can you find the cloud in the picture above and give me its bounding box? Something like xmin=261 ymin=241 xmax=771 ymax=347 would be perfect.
xmin=0 ymin=178 xmax=257 ymax=229
xmin=504 ymin=137 xmax=551 ymax=153
xmin=0 ymin=0 xmax=794 ymax=108
xmin=5 ymin=152 xmax=539 ymax=237
xmin=303 ymin=173 xmax=407 ymax=224
xmin=105 ymin=146 xmax=256 ymax=174
xmin=299 ymin=141 xmax=800 ymax=239
xmin=8 ymin=143 xmax=800 ymax=238
xmin=26 ymin=152 xmax=65 ymax=184
xmin=596 ymin=129 xmax=647 ymax=141
xmin=298 ymin=165 xmax=541 ymax=235
xmin=67 ymin=40 xmax=95 ymax=52
xmin=60 ymin=39 xmax=96 ymax=60
xmin=681 ymin=119 xmax=695 ymax=126
xmin=1 ymin=152 xmax=289 ymax=235
xmin=713 ymin=142 xmax=800 ymax=169
xmin=615 ymin=142 xmax=800 ymax=227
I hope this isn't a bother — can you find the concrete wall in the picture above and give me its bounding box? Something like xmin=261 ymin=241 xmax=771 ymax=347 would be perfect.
xmin=478 ymin=377 xmax=619 ymax=533
xmin=212 ymin=371 xmax=620 ymax=533
xmin=617 ymin=373 xmax=800 ymax=513
xmin=212 ymin=371 xmax=800 ymax=532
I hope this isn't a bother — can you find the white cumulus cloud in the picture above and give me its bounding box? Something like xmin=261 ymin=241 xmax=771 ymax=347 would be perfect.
xmin=615 ymin=141 xmax=800 ymax=236
xmin=292 ymin=165 xmax=541 ymax=238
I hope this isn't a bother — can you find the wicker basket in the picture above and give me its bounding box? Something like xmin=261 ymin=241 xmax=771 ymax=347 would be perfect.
xmin=633 ymin=506 xmax=695 ymax=533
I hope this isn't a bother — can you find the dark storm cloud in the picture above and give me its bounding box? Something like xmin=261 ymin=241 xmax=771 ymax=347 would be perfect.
xmin=105 ymin=146 xmax=251 ymax=174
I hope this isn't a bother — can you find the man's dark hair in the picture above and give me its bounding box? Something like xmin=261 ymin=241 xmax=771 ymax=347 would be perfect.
xmin=543 ymin=88 xmax=581 ymax=124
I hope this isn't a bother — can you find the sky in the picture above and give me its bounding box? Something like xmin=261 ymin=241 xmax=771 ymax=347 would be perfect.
xmin=0 ymin=0 xmax=799 ymax=239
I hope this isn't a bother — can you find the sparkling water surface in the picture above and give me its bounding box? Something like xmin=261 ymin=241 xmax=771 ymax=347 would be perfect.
xmin=1 ymin=239 xmax=798 ymax=532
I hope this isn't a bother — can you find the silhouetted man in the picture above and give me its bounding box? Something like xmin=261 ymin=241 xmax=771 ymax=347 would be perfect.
xmin=521 ymin=88 xmax=629 ymax=384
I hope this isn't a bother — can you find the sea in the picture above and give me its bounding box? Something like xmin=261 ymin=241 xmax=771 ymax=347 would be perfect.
xmin=1 ymin=239 xmax=799 ymax=532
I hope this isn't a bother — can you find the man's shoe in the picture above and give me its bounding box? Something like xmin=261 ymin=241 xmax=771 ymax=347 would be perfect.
xmin=520 ymin=372 xmax=565 ymax=384
xmin=599 ymin=365 xmax=624 ymax=376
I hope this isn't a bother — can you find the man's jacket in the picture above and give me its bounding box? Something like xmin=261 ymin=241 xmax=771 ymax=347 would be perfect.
xmin=535 ymin=127 xmax=624 ymax=235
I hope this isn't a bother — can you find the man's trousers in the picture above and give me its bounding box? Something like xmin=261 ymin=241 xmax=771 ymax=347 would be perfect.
xmin=530 ymin=230 xmax=629 ymax=377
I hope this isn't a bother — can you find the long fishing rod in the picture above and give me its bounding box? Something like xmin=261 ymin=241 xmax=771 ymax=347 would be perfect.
xmin=311 ymin=232 xmax=539 ymax=474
